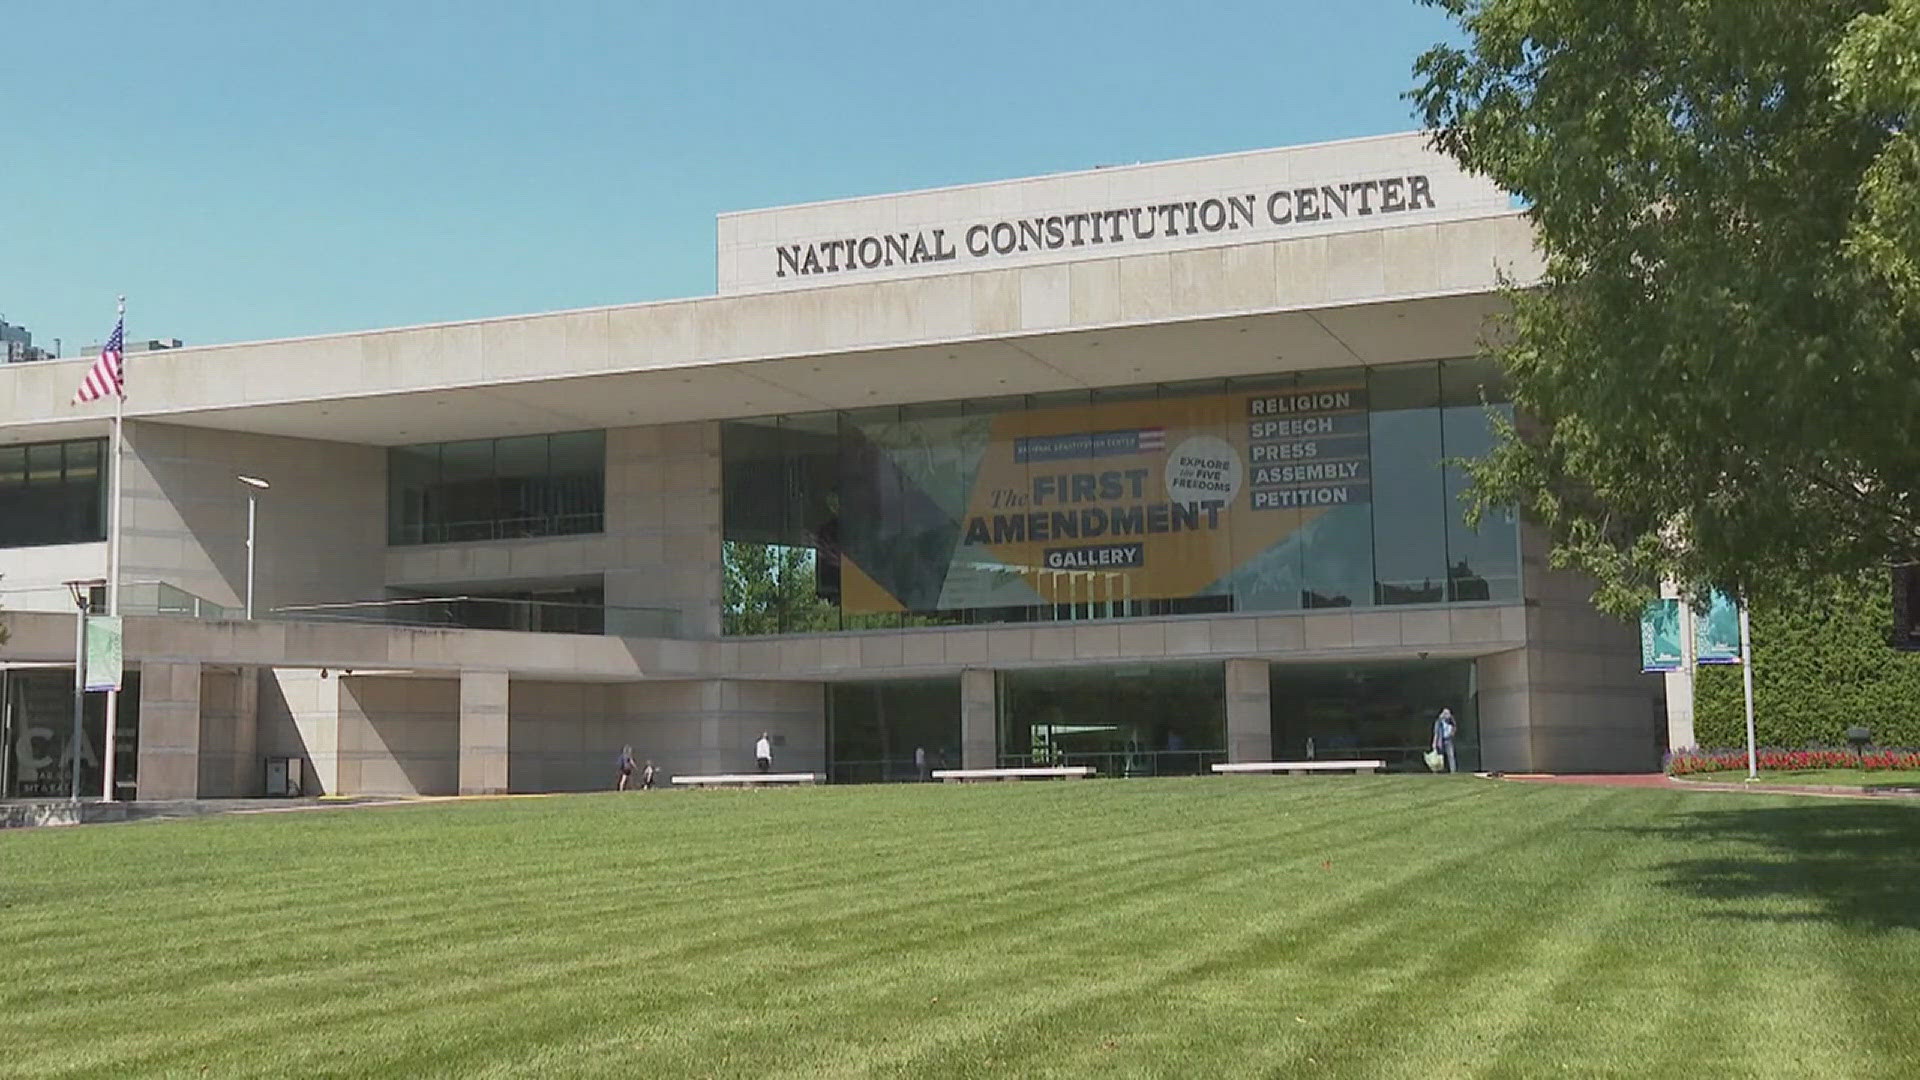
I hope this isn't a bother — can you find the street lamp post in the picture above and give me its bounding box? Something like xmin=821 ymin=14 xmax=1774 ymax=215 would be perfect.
xmin=62 ymin=578 xmax=105 ymax=802
xmin=238 ymin=476 xmax=270 ymax=619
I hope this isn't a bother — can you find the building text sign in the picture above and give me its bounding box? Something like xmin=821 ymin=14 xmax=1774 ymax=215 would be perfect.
xmin=772 ymin=175 xmax=1437 ymax=281
xmin=716 ymin=134 xmax=1516 ymax=294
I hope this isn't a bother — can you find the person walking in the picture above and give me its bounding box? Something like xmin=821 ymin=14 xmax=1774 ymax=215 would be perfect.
xmin=616 ymin=745 xmax=637 ymax=791
xmin=639 ymin=759 xmax=657 ymax=790
xmin=914 ymin=745 xmax=929 ymax=782
xmin=755 ymin=732 xmax=773 ymax=774
xmin=1431 ymin=709 xmax=1458 ymax=774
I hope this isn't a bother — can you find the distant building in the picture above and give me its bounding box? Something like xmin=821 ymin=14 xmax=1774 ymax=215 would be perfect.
xmin=1 ymin=318 xmax=55 ymax=364
xmin=81 ymin=336 xmax=184 ymax=356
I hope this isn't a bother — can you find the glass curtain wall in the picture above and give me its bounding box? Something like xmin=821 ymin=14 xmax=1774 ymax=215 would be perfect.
xmin=388 ymin=431 xmax=605 ymax=545
xmin=827 ymin=677 xmax=963 ymax=783
xmin=720 ymin=360 xmax=1519 ymax=634
xmin=1269 ymin=659 xmax=1476 ymax=772
xmin=998 ymin=663 xmax=1225 ymax=775
xmin=0 ymin=668 xmax=141 ymax=799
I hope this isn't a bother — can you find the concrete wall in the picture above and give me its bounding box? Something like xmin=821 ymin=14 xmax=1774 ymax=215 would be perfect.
xmin=336 ymin=676 xmax=460 ymax=796
xmin=1510 ymin=527 xmax=1665 ymax=772
xmin=507 ymin=678 xmax=824 ymax=790
xmin=614 ymin=679 xmax=824 ymax=780
xmin=196 ymin=666 xmax=259 ymax=797
xmin=2 ymin=214 xmax=1540 ymax=444
xmin=506 ymin=680 xmax=620 ymax=792
xmin=259 ymin=667 xmax=341 ymax=795
xmin=136 ymin=661 xmax=200 ymax=799
xmin=123 ymin=422 xmax=385 ymax=613
xmin=1475 ymin=648 xmax=1532 ymax=773
xmin=718 ymin=132 xmax=1515 ymax=294
xmin=380 ymin=421 xmax=723 ymax=638
xmin=0 ymin=541 xmax=107 ymax=613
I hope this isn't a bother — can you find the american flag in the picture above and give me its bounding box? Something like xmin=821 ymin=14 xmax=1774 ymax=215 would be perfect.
xmin=1136 ymin=426 xmax=1166 ymax=451
xmin=73 ymin=316 xmax=125 ymax=403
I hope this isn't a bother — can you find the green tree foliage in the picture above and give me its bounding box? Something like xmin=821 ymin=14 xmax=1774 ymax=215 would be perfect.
xmin=1412 ymin=0 xmax=1920 ymax=614
xmin=1694 ymin=572 xmax=1920 ymax=747
xmin=722 ymin=541 xmax=839 ymax=635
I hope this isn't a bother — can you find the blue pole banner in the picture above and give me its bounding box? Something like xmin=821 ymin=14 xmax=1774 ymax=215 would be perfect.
xmin=1640 ymin=598 xmax=1682 ymax=672
xmin=1695 ymin=591 xmax=1743 ymax=665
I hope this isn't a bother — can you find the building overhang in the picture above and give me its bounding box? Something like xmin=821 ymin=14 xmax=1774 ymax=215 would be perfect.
xmin=3 ymin=213 xmax=1536 ymax=447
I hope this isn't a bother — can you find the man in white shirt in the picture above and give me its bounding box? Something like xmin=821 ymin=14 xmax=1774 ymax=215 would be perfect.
xmin=755 ymin=732 xmax=772 ymax=774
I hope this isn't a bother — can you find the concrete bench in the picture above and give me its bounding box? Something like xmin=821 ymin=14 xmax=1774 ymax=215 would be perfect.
xmin=932 ymin=766 xmax=1094 ymax=782
xmin=1212 ymin=760 xmax=1386 ymax=776
xmin=671 ymin=772 xmax=821 ymax=788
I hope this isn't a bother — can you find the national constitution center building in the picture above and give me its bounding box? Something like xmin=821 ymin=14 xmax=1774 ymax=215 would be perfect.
xmin=0 ymin=133 xmax=1663 ymax=800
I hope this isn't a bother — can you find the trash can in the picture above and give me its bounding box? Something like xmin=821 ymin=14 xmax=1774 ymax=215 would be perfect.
xmin=264 ymin=756 xmax=304 ymax=797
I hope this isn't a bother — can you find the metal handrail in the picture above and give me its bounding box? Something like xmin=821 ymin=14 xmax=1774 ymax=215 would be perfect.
xmin=998 ymin=749 xmax=1228 ymax=777
xmin=267 ymin=595 xmax=683 ymax=638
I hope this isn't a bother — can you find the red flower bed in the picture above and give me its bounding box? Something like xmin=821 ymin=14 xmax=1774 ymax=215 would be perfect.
xmin=1665 ymin=747 xmax=1920 ymax=775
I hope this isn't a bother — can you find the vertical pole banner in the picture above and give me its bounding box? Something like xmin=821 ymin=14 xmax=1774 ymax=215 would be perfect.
xmin=1695 ymin=591 xmax=1743 ymax=664
xmin=84 ymin=616 xmax=123 ymax=692
xmin=1640 ymin=598 xmax=1682 ymax=672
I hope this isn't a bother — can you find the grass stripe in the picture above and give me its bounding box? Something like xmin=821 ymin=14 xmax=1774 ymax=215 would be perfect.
xmin=2 ymin=778 xmax=1916 ymax=1078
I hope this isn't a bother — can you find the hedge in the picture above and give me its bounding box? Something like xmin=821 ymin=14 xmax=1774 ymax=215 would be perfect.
xmin=1692 ymin=571 xmax=1920 ymax=748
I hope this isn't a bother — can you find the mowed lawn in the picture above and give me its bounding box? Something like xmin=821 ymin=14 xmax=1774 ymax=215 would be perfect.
xmin=4 ymin=779 xmax=1918 ymax=1079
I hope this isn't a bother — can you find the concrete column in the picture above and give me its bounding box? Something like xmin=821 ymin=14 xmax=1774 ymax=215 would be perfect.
xmin=1475 ymin=649 xmax=1533 ymax=774
xmin=232 ymin=666 xmax=259 ymax=795
xmin=194 ymin=667 xmax=263 ymax=798
xmin=1225 ymin=658 xmax=1272 ymax=763
xmin=266 ymin=668 xmax=342 ymax=794
xmin=458 ymin=670 xmax=510 ymax=795
xmin=960 ymin=668 xmax=996 ymax=769
xmin=137 ymin=662 xmax=202 ymax=800
xmin=1662 ymin=583 xmax=1697 ymax=752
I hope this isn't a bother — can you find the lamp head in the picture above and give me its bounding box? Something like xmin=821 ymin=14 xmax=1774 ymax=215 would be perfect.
xmin=237 ymin=475 xmax=270 ymax=490
xmin=61 ymin=577 xmax=105 ymax=608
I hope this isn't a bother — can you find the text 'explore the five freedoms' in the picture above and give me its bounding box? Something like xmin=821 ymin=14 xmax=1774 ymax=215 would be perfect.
xmin=774 ymin=175 xmax=1438 ymax=278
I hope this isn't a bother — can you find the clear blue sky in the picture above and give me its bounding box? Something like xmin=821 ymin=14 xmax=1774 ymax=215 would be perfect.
xmin=0 ymin=1 xmax=1461 ymax=353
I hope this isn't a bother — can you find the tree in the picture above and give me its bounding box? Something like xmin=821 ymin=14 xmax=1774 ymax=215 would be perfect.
xmin=722 ymin=541 xmax=839 ymax=634
xmin=1412 ymin=0 xmax=1920 ymax=614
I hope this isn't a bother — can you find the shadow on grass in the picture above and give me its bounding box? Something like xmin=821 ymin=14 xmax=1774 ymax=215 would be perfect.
xmin=1628 ymin=802 xmax=1920 ymax=931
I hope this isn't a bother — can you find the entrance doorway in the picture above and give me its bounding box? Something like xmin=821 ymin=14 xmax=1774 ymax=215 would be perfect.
xmin=1 ymin=667 xmax=141 ymax=800
xmin=1269 ymin=659 xmax=1475 ymax=772
xmin=998 ymin=663 xmax=1225 ymax=776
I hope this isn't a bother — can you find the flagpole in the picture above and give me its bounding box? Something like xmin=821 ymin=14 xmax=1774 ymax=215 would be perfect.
xmin=101 ymin=296 xmax=126 ymax=803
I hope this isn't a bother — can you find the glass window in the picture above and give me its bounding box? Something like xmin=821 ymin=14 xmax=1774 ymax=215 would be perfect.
xmin=0 ymin=445 xmax=25 ymax=499
xmin=26 ymin=442 xmax=63 ymax=483
xmin=1270 ymin=658 xmax=1478 ymax=772
xmin=1440 ymin=356 xmax=1509 ymax=408
xmin=827 ymin=677 xmax=961 ymax=783
xmin=387 ymin=445 xmax=438 ymax=546
xmin=998 ymin=663 xmax=1224 ymax=775
xmin=386 ymin=431 xmax=603 ymax=546
xmin=0 ymin=437 xmax=108 ymax=549
xmin=1441 ymin=413 xmax=1521 ymax=602
xmin=63 ymin=440 xmax=99 ymax=481
xmin=1369 ymin=365 xmax=1448 ymax=604
xmin=718 ymin=363 xmax=1522 ymax=635
xmin=1295 ymin=369 xmax=1374 ymax=608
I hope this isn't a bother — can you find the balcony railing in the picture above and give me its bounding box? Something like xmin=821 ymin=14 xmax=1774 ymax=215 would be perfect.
xmin=268 ymin=595 xmax=683 ymax=639
xmin=118 ymin=581 xmax=233 ymax=620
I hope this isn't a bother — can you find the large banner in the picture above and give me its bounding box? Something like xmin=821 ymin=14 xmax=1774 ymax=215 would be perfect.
xmin=836 ymin=385 xmax=1371 ymax=612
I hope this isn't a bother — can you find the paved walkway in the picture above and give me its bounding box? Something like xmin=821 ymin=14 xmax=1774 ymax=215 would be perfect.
xmin=1505 ymin=773 xmax=1671 ymax=789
